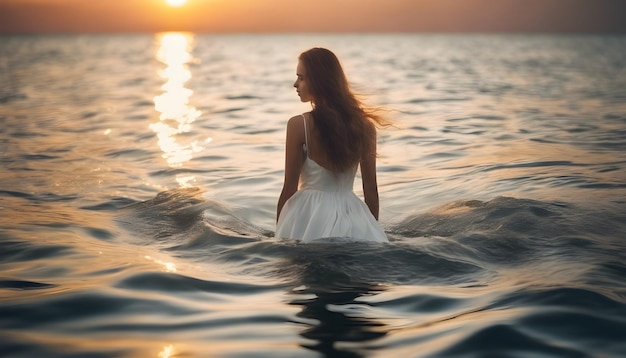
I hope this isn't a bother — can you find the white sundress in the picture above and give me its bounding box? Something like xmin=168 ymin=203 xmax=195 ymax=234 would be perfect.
xmin=275 ymin=115 xmax=388 ymax=243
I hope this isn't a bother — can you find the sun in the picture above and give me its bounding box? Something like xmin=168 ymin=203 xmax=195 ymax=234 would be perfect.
xmin=166 ymin=0 xmax=187 ymax=7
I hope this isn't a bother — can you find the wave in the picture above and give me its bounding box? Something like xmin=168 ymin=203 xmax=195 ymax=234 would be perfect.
xmin=114 ymin=189 xmax=626 ymax=292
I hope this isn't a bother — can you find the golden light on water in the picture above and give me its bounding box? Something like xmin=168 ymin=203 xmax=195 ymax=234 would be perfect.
xmin=158 ymin=344 xmax=175 ymax=358
xmin=151 ymin=32 xmax=209 ymax=187
xmin=145 ymin=255 xmax=177 ymax=273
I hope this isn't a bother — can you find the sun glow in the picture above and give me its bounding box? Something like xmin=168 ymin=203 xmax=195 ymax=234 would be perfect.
xmin=165 ymin=0 xmax=187 ymax=7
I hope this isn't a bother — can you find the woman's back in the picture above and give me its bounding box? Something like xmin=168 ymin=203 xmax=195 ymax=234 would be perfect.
xmin=300 ymin=115 xmax=358 ymax=193
xmin=276 ymin=114 xmax=387 ymax=243
xmin=304 ymin=114 xmax=353 ymax=171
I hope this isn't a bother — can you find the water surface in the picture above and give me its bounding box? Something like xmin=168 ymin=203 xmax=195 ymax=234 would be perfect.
xmin=1 ymin=33 xmax=626 ymax=357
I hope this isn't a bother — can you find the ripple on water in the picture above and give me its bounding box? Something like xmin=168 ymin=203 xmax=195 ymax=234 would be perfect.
xmin=114 ymin=271 xmax=282 ymax=296
xmin=0 ymin=280 xmax=57 ymax=290
xmin=0 ymin=290 xmax=204 ymax=330
xmin=0 ymin=239 xmax=75 ymax=264
xmin=432 ymin=323 xmax=589 ymax=358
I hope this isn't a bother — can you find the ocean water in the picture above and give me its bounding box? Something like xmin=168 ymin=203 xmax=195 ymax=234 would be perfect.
xmin=1 ymin=33 xmax=626 ymax=357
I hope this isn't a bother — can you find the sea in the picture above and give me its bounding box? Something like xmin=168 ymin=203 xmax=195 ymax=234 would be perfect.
xmin=1 ymin=33 xmax=625 ymax=358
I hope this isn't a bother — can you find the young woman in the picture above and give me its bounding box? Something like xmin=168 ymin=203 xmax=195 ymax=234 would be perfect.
xmin=275 ymin=47 xmax=389 ymax=243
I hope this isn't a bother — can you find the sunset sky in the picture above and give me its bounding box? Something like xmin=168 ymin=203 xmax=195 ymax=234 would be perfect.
xmin=1 ymin=0 xmax=625 ymax=34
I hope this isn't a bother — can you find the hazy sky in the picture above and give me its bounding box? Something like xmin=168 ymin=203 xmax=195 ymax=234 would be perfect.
xmin=1 ymin=0 xmax=625 ymax=34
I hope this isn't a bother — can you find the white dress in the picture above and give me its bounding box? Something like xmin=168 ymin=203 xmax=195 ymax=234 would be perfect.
xmin=275 ymin=115 xmax=388 ymax=243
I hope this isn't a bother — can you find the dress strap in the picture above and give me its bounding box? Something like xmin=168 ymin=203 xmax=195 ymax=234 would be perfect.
xmin=301 ymin=114 xmax=310 ymax=157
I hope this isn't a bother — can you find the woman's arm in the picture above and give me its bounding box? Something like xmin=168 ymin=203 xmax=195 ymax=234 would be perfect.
xmin=360 ymin=136 xmax=380 ymax=220
xmin=277 ymin=116 xmax=306 ymax=222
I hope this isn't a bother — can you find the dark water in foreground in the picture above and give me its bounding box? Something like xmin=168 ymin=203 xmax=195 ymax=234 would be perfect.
xmin=1 ymin=34 xmax=626 ymax=357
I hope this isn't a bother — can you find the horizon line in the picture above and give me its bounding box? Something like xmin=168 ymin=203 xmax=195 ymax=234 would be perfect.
xmin=2 ymin=29 xmax=626 ymax=36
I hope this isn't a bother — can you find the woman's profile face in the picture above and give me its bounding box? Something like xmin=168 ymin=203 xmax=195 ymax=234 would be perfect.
xmin=294 ymin=60 xmax=313 ymax=103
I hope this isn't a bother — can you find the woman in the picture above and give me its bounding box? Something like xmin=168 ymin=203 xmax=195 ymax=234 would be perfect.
xmin=276 ymin=47 xmax=389 ymax=243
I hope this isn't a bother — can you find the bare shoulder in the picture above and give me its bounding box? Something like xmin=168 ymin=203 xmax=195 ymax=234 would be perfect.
xmin=285 ymin=115 xmax=306 ymax=143
xmin=286 ymin=113 xmax=309 ymax=131
xmin=288 ymin=112 xmax=311 ymax=122
xmin=287 ymin=114 xmax=303 ymax=126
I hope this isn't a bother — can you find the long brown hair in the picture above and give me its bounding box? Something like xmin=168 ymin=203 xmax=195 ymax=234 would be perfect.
xmin=299 ymin=47 xmax=389 ymax=173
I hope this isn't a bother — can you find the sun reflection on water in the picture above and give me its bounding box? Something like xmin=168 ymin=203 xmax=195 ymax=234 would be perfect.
xmin=145 ymin=255 xmax=177 ymax=273
xmin=151 ymin=32 xmax=208 ymax=187
xmin=158 ymin=344 xmax=174 ymax=358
